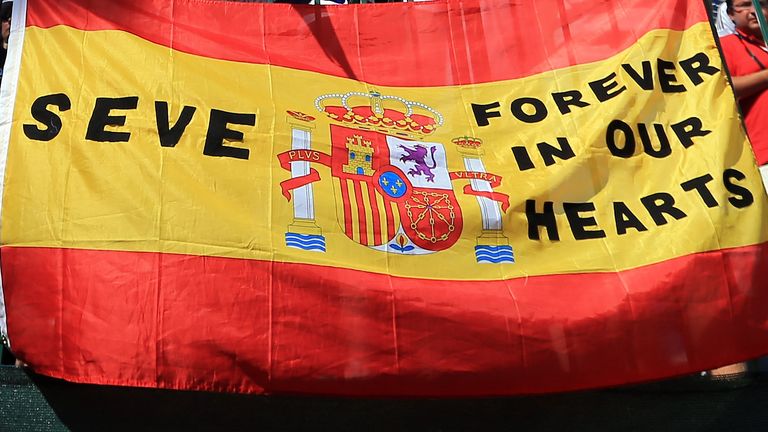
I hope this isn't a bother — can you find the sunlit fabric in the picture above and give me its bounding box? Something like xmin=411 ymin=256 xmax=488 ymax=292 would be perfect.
xmin=0 ymin=0 xmax=766 ymax=396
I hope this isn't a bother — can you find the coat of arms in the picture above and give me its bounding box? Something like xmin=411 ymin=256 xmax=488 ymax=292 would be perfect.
xmin=277 ymin=91 xmax=514 ymax=263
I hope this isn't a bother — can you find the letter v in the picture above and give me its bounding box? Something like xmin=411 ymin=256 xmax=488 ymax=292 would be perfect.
xmin=621 ymin=61 xmax=654 ymax=90
xmin=155 ymin=101 xmax=197 ymax=147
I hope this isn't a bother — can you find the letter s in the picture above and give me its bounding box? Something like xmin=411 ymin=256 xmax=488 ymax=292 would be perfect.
xmin=23 ymin=93 xmax=72 ymax=141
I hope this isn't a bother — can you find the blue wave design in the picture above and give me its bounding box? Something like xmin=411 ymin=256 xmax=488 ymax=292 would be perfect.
xmin=475 ymin=248 xmax=513 ymax=254
xmin=286 ymin=239 xmax=326 ymax=247
xmin=475 ymin=252 xmax=514 ymax=258
xmin=286 ymin=243 xmax=327 ymax=252
xmin=475 ymin=246 xmax=515 ymax=264
xmin=286 ymin=233 xmax=324 ymax=241
xmin=286 ymin=233 xmax=327 ymax=252
xmin=475 ymin=249 xmax=514 ymax=256
xmin=475 ymin=245 xmax=513 ymax=252
xmin=476 ymin=251 xmax=514 ymax=258
xmin=477 ymin=256 xmax=514 ymax=264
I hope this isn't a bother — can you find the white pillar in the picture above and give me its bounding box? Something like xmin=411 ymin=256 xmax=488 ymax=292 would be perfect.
xmin=462 ymin=157 xmax=503 ymax=231
xmin=455 ymin=140 xmax=514 ymax=263
xmin=285 ymin=117 xmax=324 ymax=252
xmin=290 ymin=126 xmax=316 ymax=222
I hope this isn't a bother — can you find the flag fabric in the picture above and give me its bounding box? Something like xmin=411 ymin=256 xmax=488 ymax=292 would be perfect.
xmin=0 ymin=0 xmax=767 ymax=396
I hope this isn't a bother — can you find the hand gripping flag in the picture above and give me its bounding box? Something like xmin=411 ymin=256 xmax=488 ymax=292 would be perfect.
xmin=0 ymin=0 xmax=767 ymax=396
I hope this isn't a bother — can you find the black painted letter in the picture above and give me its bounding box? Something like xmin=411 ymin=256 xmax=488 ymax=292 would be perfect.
xmin=537 ymin=137 xmax=575 ymax=166
xmin=606 ymin=119 xmax=636 ymax=158
xmin=680 ymin=52 xmax=719 ymax=86
xmin=657 ymin=59 xmax=686 ymax=93
xmin=680 ymin=174 xmax=718 ymax=208
xmin=564 ymin=202 xmax=606 ymax=240
xmin=613 ymin=202 xmax=648 ymax=235
xmin=640 ymin=192 xmax=687 ymax=225
xmin=471 ymin=102 xmax=502 ymax=127
xmin=510 ymin=97 xmax=548 ymax=123
xmin=551 ymin=90 xmax=590 ymax=115
xmin=23 ymin=93 xmax=71 ymax=142
xmin=589 ymin=72 xmax=627 ymax=102
xmin=671 ymin=117 xmax=711 ymax=148
xmin=155 ymin=101 xmax=197 ymax=148
xmin=526 ymin=200 xmax=559 ymax=241
xmin=724 ymin=168 xmax=754 ymax=208
xmin=85 ymin=96 xmax=139 ymax=143
xmin=621 ymin=61 xmax=654 ymax=90
xmin=203 ymin=109 xmax=256 ymax=160
xmin=638 ymin=123 xmax=671 ymax=158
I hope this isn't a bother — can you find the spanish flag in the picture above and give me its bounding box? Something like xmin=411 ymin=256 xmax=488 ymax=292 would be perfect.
xmin=0 ymin=0 xmax=766 ymax=396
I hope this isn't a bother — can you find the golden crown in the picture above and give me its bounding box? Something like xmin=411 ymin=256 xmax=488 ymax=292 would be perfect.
xmin=452 ymin=136 xmax=483 ymax=148
xmin=315 ymin=91 xmax=444 ymax=138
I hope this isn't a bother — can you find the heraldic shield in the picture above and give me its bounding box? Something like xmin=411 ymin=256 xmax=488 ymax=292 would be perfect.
xmin=277 ymin=91 xmax=503 ymax=256
xmin=329 ymin=124 xmax=463 ymax=254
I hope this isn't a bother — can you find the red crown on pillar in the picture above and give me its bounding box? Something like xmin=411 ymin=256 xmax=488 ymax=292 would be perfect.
xmin=286 ymin=110 xmax=316 ymax=123
xmin=315 ymin=91 xmax=444 ymax=138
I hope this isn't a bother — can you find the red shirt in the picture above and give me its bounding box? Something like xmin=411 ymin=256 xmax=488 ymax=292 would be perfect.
xmin=720 ymin=30 xmax=768 ymax=165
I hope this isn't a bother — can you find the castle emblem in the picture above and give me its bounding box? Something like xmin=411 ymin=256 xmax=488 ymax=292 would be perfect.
xmin=343 ymin=135 xmax=375 ymax=176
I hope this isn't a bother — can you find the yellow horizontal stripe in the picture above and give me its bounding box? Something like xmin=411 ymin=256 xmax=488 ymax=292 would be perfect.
xmin=2 ymin=23 xmax=765 ymax=281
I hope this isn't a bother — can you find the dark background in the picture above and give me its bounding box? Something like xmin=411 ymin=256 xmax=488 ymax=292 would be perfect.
xmin=2 ymin=365 xmax=768 ymax=432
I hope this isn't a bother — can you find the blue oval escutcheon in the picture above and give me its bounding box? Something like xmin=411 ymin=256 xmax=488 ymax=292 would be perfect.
xmin=378 ymin=171 xmax=409 ymax=199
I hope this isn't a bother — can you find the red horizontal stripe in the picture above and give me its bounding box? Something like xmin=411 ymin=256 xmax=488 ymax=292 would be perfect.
xmin=25 ymin=0 xmax=708 ymax=86
xmin=3 ymin=244 xmax=768 ymax=396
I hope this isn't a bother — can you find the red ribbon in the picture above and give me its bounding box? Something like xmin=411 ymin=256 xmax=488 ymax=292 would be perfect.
xmin=449 ymin=171 xmax=510 ymax=212
xmin=277 ymin=150 xmax=332 ymax=200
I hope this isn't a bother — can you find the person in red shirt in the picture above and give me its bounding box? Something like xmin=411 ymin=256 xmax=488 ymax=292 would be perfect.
xmin=710 ymin=0 xmax=768 ymax=380
xmin=720 ymin=0 xmax=768 ymax=188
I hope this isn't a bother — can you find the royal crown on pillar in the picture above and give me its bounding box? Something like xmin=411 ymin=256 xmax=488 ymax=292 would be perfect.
xmin=315 ymin=91 xmax=444 ymax=138
xmin=451 ymin=136 xmax=483 ymax=149
xmin=452 ymin=135 xmax=484 ymax=156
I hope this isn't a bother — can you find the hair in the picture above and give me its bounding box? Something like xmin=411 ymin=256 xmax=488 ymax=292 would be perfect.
xmin=0 ymin=3 xmax=10 ymax=22
xmin=726 ymin=0 xmax=733 ymax=13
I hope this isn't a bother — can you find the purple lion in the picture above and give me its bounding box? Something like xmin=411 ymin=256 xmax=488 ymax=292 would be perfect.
xmin=399 ymin=144 xmax=438 ymax=182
